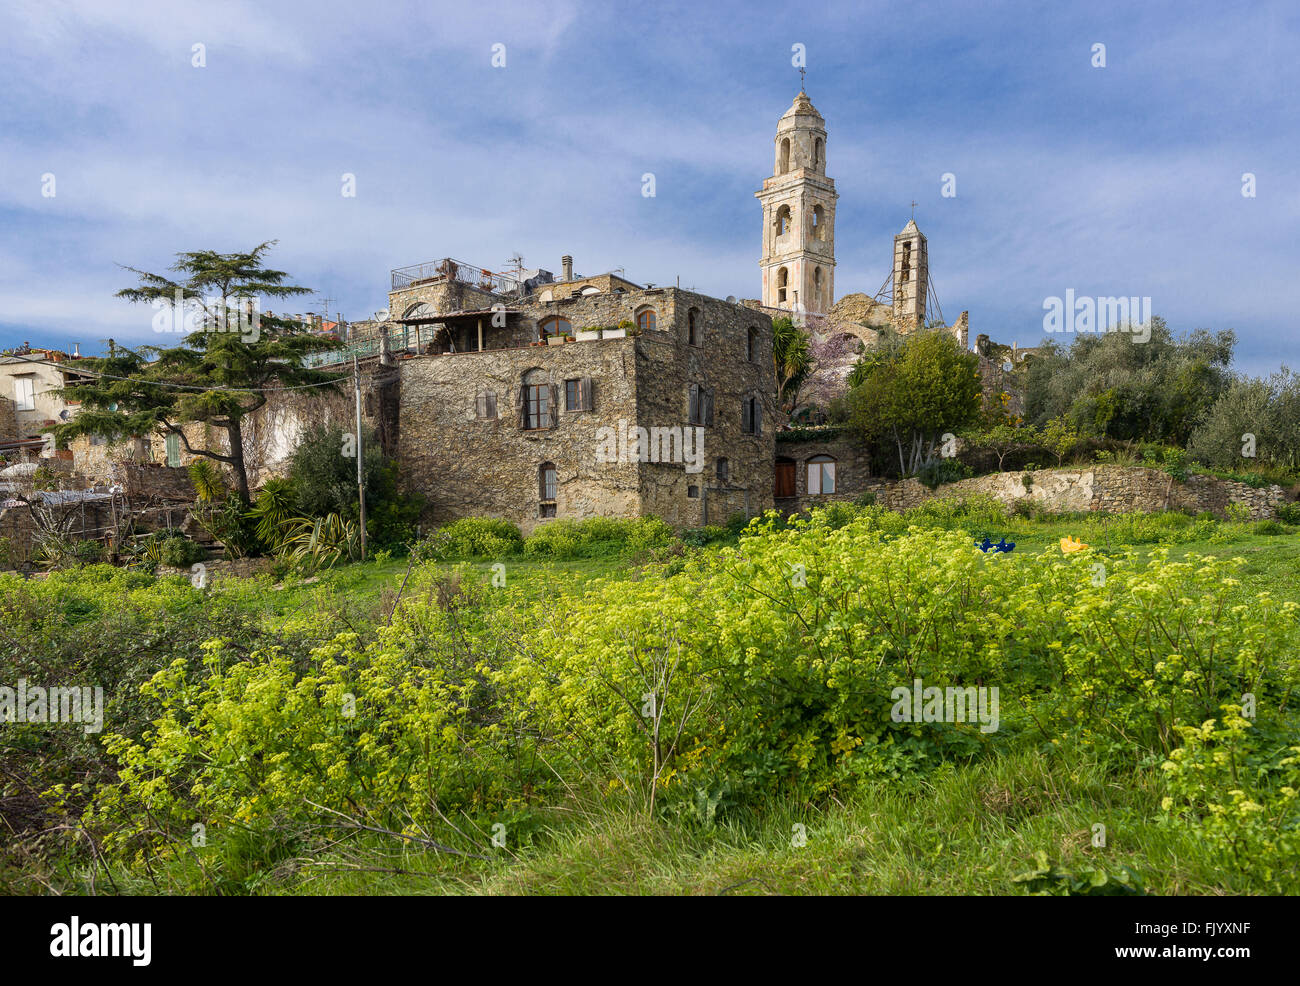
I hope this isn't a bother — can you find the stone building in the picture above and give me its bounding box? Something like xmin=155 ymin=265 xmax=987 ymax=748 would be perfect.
xmin=382 ymin=264 xmax=775 ymax=532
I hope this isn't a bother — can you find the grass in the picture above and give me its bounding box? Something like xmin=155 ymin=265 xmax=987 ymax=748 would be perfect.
xmin=11 ymin=509 xmax=1299 ymax=896
xmin=261 ymin=749 xmax=1257 ymax=896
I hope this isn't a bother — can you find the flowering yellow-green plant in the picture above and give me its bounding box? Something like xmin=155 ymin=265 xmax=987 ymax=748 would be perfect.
xmin=1160 ymin=710 xmax=1300 ymax=893
xmin=76 ymin=511 xmax=1300 ymax=865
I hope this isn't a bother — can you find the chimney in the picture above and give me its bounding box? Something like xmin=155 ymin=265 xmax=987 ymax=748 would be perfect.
xmin=561 ymin=255 xmax=573 ymax=281
xmin=73 ymin=344 xmax=80 ymax=358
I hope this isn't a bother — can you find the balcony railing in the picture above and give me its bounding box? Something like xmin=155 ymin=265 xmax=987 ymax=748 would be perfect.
xmin=390 ymin=257 xmax=523 ymax=294
xmin=302 ymin=324 xmax=442 ymax=368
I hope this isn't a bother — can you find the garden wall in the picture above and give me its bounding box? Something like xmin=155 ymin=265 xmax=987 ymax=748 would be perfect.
xmin=781 ymin=463 xmax=1287 ymax=520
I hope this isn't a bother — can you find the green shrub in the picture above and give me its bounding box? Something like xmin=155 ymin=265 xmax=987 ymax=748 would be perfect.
xmin=427 ymin=518 xmax=524 ymax=559
xmin=1225 ymin=502 xmax=1253 ymax=523
xmin=917 ymin=458 xmax=971 ymax=490
xmin=725 ymin=512 xmax=752 ymax=535
xmin=157 ymin=535 xmax=204 ymax=568
xmin=1253 ymin=519 xmax=1289 ymax=536
xmin=524 ymin=516 xmax=674 ymax=560
xmin=1275 ymin=502 xmax=1300 ymax=525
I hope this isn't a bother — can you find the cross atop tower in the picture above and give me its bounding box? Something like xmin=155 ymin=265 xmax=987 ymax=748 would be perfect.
xmin=910 ymin=199 xmax=918 ymax=219
xmin=798 ymin=66 xmax=806 ymax=91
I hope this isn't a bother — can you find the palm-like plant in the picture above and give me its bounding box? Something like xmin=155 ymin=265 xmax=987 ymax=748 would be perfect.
xmin=249 ymin=479 xmax=297 ymax=550
xmin=771 ymin=316 xmax=812 ymax=416
xmin=281 ymin=513 xmax=359 ymax=572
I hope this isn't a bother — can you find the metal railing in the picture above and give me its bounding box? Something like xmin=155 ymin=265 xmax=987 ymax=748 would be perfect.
xmin=301 ymin=325 xmax=441 ymax=368
xmin=390 ymin=258 xmax=523 ymax=294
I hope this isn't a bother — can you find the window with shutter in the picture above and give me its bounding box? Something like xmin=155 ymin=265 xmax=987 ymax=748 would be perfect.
xmin=565 ymin=379 xmax=581 ymax=412
xmin=688 ymin=384 xmax=700 ymax=424
xmin=741 ymin=398 xmax=752 ymax=434
xmin=539 ymin=462 xmax=557 ymax=517
xmin=704 ymin=388 xmax=714 ymax=427
xmin=581 ymin=376 xmax=594 ymax=411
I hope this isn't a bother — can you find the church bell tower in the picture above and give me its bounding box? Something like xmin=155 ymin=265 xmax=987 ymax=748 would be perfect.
xmin=756 ymin=89 xmax=838 ymax=315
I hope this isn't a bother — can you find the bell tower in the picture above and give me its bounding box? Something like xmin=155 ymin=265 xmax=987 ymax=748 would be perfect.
xmin=892 ymin=218 xmax=928 ymax=327
xmin=756 ymin=89 xmax=838 ymax=315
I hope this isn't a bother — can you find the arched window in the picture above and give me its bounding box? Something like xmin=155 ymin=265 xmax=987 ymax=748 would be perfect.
xmin=636 ymin=308 xmax=656 ymax=332
xmin=775 ymin=204 xmax=791 ymax=237
xmin=813 ymin=267 xmax=823 ymax=307
xmin=776 ymin=267 xmax=789 ymax=304
xmin=807 ymin=455 xmax=836 ymax=495
xmin=687 ymin=308 xmax=700 ymax=346
xmin=812 ymin=204 xmax=824 ymax=239
xmin=716 ymin=457 xmax=729 ymax=483
xmin=814 ymin=138 xmax=824 ymax=170
xmin=538 ymin=462 xmax=557 ymax=517
xmin=779 ymin=137 xmax=791 ymax=174
xmin=539 ymin=315 xmax=571 ymax=339
xmin=746 ymin=327 xmax=757 ymax=362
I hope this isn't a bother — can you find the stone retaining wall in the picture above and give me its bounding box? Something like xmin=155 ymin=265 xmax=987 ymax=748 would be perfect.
xmin=781 ymin=463 xmax=1287 ymax=520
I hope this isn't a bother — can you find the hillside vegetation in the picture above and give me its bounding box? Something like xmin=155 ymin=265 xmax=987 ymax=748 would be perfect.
xmin=3 ymin=500 xmax=1299 ymax=895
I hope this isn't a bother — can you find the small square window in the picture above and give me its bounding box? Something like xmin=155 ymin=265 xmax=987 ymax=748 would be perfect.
xmin=687 ymin=485 xmax=699 ymax=499
xmin=540 ymin=503 xmax=557 ymax=518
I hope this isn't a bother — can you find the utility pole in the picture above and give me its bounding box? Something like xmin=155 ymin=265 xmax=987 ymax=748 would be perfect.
xmin=353 ymin=352 xmax=367 ymax=560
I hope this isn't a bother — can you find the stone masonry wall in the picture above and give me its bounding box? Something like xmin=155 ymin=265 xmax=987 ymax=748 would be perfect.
xmin=398 ymin=336 xmax=642 ymax=535
xmin=778 ymin=462 xmax=1287 ymax=520
xmin=775 ymin=433 xmax=870 ymax=512
xmin=634 ymin=290 xmax=776 ymax=527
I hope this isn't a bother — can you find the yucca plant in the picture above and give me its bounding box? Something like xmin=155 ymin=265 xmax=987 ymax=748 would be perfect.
xmin=280 ymin=513 xmax=359 ymax=572
xmin=249 ymin=479 xmax=297 ymax=551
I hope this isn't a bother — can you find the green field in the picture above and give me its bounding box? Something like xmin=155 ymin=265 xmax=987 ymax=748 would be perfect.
xmin=3 ymin=502 xmax=1298 ymax=896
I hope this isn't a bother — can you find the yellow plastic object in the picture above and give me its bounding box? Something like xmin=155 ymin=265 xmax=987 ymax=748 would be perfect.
xmin=1060 ymin=535 xmax=1089 ymax=553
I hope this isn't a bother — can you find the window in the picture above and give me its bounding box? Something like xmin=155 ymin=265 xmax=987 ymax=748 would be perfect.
xmin=687 ymin=485 xmax=699 ymax=499
xmin=13 ymin=376 xmax=34 ymax=411
xmin=563 ymin=377 xmax=594 ymax=412
xmin=812 ymin=204 xmax=824 ymax=239
xmin=688 ymin=383 xmax=713 ymax=426
xmin=540 ymin=316 xmax=571 ymax=339
xmin=741 ymin=396 xmax=762 ymax=435
xmin=519 ymin=381 xmax=553 ymax=430
xmin=900 ymin=242 xmax=912 ymax=283
xmin=814 ymin=138 xmax=824 ymax=170
xmin=776 ymin=267 xmax=788 ymax=303
xmin=476 ymin=390 xmax=498 ymax=419
xmin=539 ymin=462 xmax=557 ymax=517
xmin=814 ymin=267 xmax=823 ymax=308
xmin=716 ymin=458 xmax=729 ymax=483
xmin=807 ymin=455 xmax=836 ymax=495
xmin=775 ymin=205 xmax=791 ymax=237
xmin=779 ymin=137 xmax=790 ymax=173
xmin=636 ymin=308 xmax=657 ymax=332
xmin=747 ymin=327 xmax=757 ymax=362
xmin=165 ymin=432 xmax=181 ymax=467
xmin=687 ymin=309 xmax=699 ymax=346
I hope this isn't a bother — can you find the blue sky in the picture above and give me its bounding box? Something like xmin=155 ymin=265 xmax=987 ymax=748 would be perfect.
xmin=2 ymin=0 xmax=1297 ymax=375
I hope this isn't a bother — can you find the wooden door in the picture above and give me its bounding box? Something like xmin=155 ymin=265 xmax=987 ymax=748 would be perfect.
xmin=775 ymin=459 xmax=796 ymax=498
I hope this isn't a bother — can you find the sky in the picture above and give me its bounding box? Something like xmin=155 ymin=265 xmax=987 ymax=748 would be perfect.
xmin=2 ymin=0 xmax=1297 ymax=376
